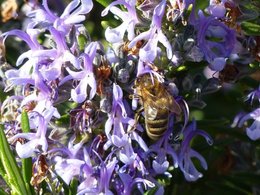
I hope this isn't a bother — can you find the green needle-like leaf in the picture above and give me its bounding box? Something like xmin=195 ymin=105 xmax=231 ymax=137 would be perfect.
xmin=0 ymin=124 xmax=31 ymax=195
xmin=0 ymin=188 xmax=8 ymax=195
xmin=56 ymin=175 xmax=70 ymax=195
xmin=21 ymin=110 xmax=30 ymax=133
xmin=69 ymin=178 xmax=79 ymax=195
xmin=241 ymin=21 xmax=260 ymax=35
xmin=0 ymin=159 xmax=7 ymax=183
xmin=95 ymin=0 xmax=112 ymax=7
xmin=77 ymin=34 xmax=88 ymax=52
xmin=21 ymin=110 xmax=34 ymax=195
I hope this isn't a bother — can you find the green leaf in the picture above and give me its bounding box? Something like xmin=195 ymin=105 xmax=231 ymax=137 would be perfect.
xmin=69 ymin=178 xmax=78 ymax=195
xmin=206 ymin=179 xmax=251 ymax=195
xmin=0 ymin=124 xmax=31 ymax=195
xmin=21 ymin=110 xmax=34 ymax=195
xmin=77 ymin=34 xmax=88 ymax=52
xmin=21 ymin=110 xmax=30 ymax=133
xmin=56 ymin=175 xmax=70 ymax=195
xmin=241 ymin=21 xmax=260 ymax=35
xmin=21 ymin=158 xmax=34 ymax=194
xmin=0 ymin=188 xmax=8 ymax=195
xmin=95 ymin=0 xmax=112 ymax=7
xmin=230 ymin=172 xmax=260 ymax=185
xmin=0 ymin=159 xmax=7 ymax=182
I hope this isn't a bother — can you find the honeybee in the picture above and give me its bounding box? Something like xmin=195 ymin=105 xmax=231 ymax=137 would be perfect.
xmin=133 ymin=73 xmax=181 ymax=140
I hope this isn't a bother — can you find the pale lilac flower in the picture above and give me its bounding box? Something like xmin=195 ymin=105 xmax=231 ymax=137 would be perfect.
xmin=135 ymin=60 xmax=164 ymax=80
xmin=118 ymin=172 xmax=155 ymax=195
xmin=2 ymin=26 xmax=74 ymax=96
xmin=77 ymin=148 xmax=97 ymax=194
xmin=77 ymin=174 xmax=97 ymax=194
xmin=2 ymin=28 xmax=41 ymax=52
xmin=152 ymin=149 xmax=170 ymax=174
xmin=55 ymin=157 xmax=85 ymax=185
xmin=28 ymin=0 xmax=93 ymax=34
xmin=97 ymin=157 xmax=118 ymax=195
xmin=178 ymin=120 xmax=213 ymax=181
xmin=234 ymin=108 xmax=260 ymax=141
xmin=21 ymin=92 xmax=60 ymax=119
xmin=245 ymin=86 xmax=260 ymax=104
xmin=78 ymin=150 xmax=117 ymax=195
xmin=129 ymin=0 xmax=172 ymax=62
xmin=5 ymin=63 xmax=51 ymax=97
xmin=104 ymin=84 xmax=146 ymax=163
xmin=63 ymin=42 xmax=98 ymax=103
xmin=206 ymin=0 xmax=227 ymax=18
xmin=197 ymin=10 xmax=236 ymax=71
xmin=1 ymin=28 xmax=47 ymax=92
xmin=32 ymin=27 xmax=80 ymax=80
xmin=53 ymin=137 xmax=86 ymax=184
xmin=9 ymin=111 xmax=54 ymax=158
xmin=101 ymin=0 xmax=139 ymax=43
xmin=104 ymin=84 xmax=129 ymax=149
xmin=177 ymin=0 xmax=197 ymax=25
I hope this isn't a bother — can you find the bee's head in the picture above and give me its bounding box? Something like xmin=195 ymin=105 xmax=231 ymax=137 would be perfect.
xmin=134 ymin=74 xmax=157 ymax=93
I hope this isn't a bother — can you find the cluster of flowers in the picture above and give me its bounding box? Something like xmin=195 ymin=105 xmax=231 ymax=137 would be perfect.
xmin=0 ymin=0 xmax=258 ymax=194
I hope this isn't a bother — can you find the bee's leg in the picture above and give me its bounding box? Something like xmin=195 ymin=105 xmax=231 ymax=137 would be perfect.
xmin=134 ymin=107 xmax=144 ymax=121
xmin=128 ymin=107 xmax=144 ymax=133
xmin=129 ymin=94 xmax=140 ymax=99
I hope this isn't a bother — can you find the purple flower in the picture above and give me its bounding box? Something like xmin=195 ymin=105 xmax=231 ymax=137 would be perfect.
xmin=78 ymin=150 xmax=117 ymax=195
xmin=104 ymin=84 xmax=147 ymax=163
xmin=62 ymin=42 xmax=98 ymax=103
xmin=2 ymin=28 xmax=41 ymax=52
xmin=151 ymin=149 xmax=170 ymax=174
xmin=178 ymin=120 xmax=213 ymax=181
xmin=129 ymin=0 xmax=172 ymax=62
xmin=9 ymin=111 xmax=54 ymax=158
xmin=2 ymin=26 xmax=79 ymax=98
xmin=76 ymin=148 xmax=97 ymax=194
xmin=197 ymin=10 xmax=236 ymax=71
xmin=206 ymin=0 xmax=227 ymax=18
xmin=135 ymin=60 xmax=165 ymax=80
xmin=118 ymin=172 xmax=155 ymax=195
xmin=5 ymin=63 xmax=51 ymax=96
xmin=1 ymin=28 xmax=48 ymax=92
xmin=148 ymin=134 xmax=178 ymax=176
xmin=166 ymin=0 xmax=196 ymax=24
xmin=245 ymin=86 xmax=260 ymax=104
xmin=55 ymin=157 xmax=85 ymax=185
xmin=21 ymin=92 xmax=60 ymax=119
xmin=28 ymin=0 xmax=93 ymax=34
xmin=233 ymin=108 xmax=260 ymax=140
xmin=98 ymin=157 xmax=118 ymax=195
xmin=104 ymin=84 xmax=129 ymax=148
xmin=32 ymin=27 xmax=79 ymax=80
xmin=101 ymin=0 xmax=139 ymax=43
xmin=52 ymin=137 xmax=87 ymax=184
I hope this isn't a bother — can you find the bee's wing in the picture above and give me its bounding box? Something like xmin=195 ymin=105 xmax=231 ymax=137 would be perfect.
xmin=142 ymin=88 xmax=181 ymax=115
xmin=167 ymin=94 xmax=182 ymax=115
